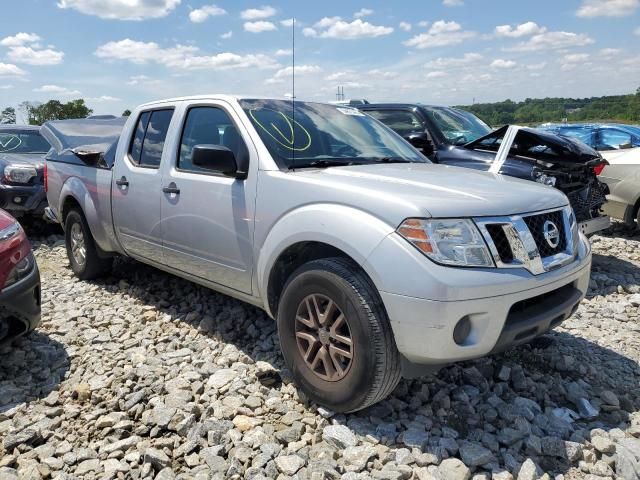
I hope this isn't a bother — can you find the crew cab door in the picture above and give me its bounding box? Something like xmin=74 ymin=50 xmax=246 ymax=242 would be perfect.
xmin=159 ymin=101 xmax=256 ymax=294
xmin=112 ymin=108 xmax=174 ymax=263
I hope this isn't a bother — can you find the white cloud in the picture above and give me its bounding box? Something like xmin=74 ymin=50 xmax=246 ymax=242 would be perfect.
xmin=126 ymin=74 xmax=159 ymax=85
xmin=0 ymin=33 xmax=41 ymax=47
xmin=418 ymin=20 xmax=429 ymax=27
xmin=368 ymin=69 xmax=398 ymax=79
xmin=87 ymin=95 xmax=121 ymax=102
xmin=490 ymin=59 xmax=517 ymax=69
xmin=576 ymin=0 xmax=639 ymax=17
xmin=0 ymin=63 xmax=27 ymax=77
xmin=354 ymin=8 xmax=373 ymax=18
xmin=7 ymin=46 xmax=64 ymax=65
xmin=0 ymin=85 xmax=13 ymax=90
xmin=495 ymin=22 xmax=546 ymax=38
xmin=563 ymin=53 xmax=590 ymax=62
xmin=57 ymin=0 xmax=181 ymax=20
xmin=240 ymin=5 xmax=276 ymax=20
xmin=598 ymin=48 xmax=621 ymax=57
xmin=527 ymin=62 xmax=547 ymax=70
xmin=280 ymin=18 xmax=294 ymax=27
xmin=34 ymin=85 xmax=82 ymax=96
xmin=426 ymin=71 xmax=447 ymax=78
xmin=220 ymin=30 xmax=233 ymax=39
xmin=189 ymin=4 xmax=226 ymax=23
xmin=426 ymin=52 xmax=483 ymax=69
xmin=244 ymin=21 xmax=277 ymax=33
xmin=326 ymin=71 xmax=351 ymax=81
xmin=95 ymin=39 xmax=279 ymax=70
xmin=507 ymin=31 xmax=594 ymax=51
xmin=405 ymin=21 xmax=475 ymax=49
xmin=443 ymin=0 xmax=464 ymax=6
xmin=635 ymin=27 xmax=640 ymax=35
xmin=267 ymin=64 xmax=321 ymax=83
xmin=275 ymin=49 xmax=292 ymax=56
xmin=303 ymin=17 xmax=393 ymax=39
xmin=399 ymin=22 xmax=412 ymax=32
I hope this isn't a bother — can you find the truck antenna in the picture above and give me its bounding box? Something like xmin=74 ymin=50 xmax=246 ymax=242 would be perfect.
xmin=291 ymin=17 xmax=296 ymax=169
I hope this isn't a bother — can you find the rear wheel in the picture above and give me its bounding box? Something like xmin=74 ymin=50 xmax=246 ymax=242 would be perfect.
xmin=277 ymin=257 xmax=401 ymax=413
xmin=64 ymin=209 xmax=111 ymax=280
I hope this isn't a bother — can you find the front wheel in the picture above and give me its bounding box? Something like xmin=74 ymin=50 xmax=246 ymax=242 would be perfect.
xmin=64 ymin=209 xmax=111 ymax=280
xmin=277 ymin=257 xmax=401 ymax=413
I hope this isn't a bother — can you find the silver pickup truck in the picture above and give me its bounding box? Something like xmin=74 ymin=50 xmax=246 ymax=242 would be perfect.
xmin=42 ymin=95 xmax=592 ymax=412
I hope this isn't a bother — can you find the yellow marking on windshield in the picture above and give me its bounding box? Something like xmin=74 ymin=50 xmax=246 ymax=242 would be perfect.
xmin=249 ymin=108 xmax=312 ymax=152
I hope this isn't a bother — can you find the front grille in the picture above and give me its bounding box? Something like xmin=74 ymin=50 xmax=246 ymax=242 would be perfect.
xmin=523 ymin=210 xmax=566 ymax=258
xmin=566 ymin=182 xmax=608 ymax=223
xmin=476 ymin=207 xmax=575 ymax=275
xmin=485 ymin=224 xmax=513 ymax=263
xmin=507 ymin=283 xmax=575 ymax=325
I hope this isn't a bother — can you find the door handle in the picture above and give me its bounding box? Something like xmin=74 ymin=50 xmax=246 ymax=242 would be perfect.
xmin=115 ymin=176 xmax=129 ymax=187
xmin=162 ymin=183 xmax=180 ymax=195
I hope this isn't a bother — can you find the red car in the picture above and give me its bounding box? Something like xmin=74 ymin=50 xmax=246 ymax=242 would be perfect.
xmin=0 ymin=209 xmax=40 ymax=344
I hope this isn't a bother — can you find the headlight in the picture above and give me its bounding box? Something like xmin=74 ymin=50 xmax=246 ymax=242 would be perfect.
xmin=397 ymin=218 xmax=494 ymax=267
xmin=4 ymin=252 xmax=34 ymax=288
xmin=4 ymin=164 xmax=37 ymax=184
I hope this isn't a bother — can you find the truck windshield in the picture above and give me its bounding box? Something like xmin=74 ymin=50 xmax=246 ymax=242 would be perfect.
xmin=0 ymin=130 xmax=50 ymax=154
xmin=423 ymin=107 xmax=491 ymax=146
xmin=240 ymin=99 xmax=427 ymax=169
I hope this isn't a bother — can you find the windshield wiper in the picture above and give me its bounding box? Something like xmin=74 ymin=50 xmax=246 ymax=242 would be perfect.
xmin=373 ymin=157 xmax=413 ymax=164
xmin=288 ymin=159 xmax=360 ymax=170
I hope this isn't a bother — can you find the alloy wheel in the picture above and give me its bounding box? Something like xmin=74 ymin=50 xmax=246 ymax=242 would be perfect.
xmin=70 ymin=223 xmax=87 ymax=267
xmin=294 ymin=293 xmax=354 ymax=381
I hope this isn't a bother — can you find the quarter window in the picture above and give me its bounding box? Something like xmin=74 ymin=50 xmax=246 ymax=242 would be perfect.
xmin=366 ymin=110 xmax=424 ymax=136
xmin=128 ymin=109 xmax=174 ymax=168
xmin=178 ymin=106 xmax=247 ymax=173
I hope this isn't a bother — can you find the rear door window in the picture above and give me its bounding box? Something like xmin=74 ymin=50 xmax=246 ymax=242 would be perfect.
xmin=128 ymin=109 xmax=174 ymax=168
xmin=598 ymin=129 xmax=633 ymax=150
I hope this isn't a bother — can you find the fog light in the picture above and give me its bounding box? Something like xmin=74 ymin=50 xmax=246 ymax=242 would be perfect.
xmin=13 ymin=197 xmax=22 ymax=204
xmin=453 ymin=316 xmax=472 ymax=345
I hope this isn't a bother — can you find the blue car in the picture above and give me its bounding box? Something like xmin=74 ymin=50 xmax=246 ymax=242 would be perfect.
xmin=539 ymin=123 xmax=640 ymax=153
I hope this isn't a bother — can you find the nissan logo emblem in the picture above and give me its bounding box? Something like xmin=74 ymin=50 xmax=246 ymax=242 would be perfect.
xmin=543 ymin=220 xmax=561 ymax=249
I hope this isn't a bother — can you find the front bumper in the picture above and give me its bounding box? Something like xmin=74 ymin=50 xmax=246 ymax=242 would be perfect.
xmin=0 ymin=263 xmax=41 ymax=345
xmin=365 ymin=231 xmax=591 ymax=365
xmin=0 ymin=183 xmax=47 ymax=217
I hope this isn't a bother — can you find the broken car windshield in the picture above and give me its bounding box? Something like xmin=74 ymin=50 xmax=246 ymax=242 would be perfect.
xmin=240 ymin=99 xmax=427 ymax=169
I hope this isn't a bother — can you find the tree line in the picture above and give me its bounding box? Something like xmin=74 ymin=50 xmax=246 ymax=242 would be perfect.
xmin=458 ymin=88 xmax=640 ymax=127
xmin=0 ymin=99 xmax=131 ymax=125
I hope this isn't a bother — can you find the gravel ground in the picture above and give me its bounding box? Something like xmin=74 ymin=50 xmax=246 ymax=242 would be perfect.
xmin=1 ymin=224 xmax=640 ymax=480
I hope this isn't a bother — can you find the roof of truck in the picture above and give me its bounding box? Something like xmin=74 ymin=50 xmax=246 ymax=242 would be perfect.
xmin=138 ymin=94 xmax=295 ymax=108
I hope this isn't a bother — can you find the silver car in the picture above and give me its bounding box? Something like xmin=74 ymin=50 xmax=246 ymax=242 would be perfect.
xmin=42 ymin=96 xmax=592 ymax=412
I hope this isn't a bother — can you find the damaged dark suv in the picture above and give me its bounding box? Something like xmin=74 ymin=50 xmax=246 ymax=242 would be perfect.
xmin=360 ymin=104 xmax=610 ymax=235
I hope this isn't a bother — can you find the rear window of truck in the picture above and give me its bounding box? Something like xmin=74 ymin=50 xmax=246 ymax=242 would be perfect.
xmin=128 ymin=109 xmax=174 ymax=168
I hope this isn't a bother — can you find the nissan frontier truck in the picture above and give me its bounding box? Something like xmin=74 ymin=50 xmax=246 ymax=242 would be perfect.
xmin=42 ymin=96 xmax=592 ymax=412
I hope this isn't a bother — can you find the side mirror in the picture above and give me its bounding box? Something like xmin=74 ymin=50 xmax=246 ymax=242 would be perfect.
xmin=192 ymin=144 xmax=239 ymax=178
xmin=619 ymin=142 xmax=633 ymax=150
xmin=406 ymin=132 xmax=434 ymax=157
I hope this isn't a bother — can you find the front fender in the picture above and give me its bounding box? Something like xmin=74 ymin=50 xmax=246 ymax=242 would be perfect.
xmin=256 ymin=203 xmax=396 ymax=314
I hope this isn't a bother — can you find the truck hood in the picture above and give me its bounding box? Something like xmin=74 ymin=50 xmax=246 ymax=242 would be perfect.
xmin=292 ymin=163 xmax=568 ymax=220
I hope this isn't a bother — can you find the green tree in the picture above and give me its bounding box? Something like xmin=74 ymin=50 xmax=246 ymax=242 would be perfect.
xmin=0 ymin=107 xmax=16 ymax=124
xmin=122 ymin=109 xmax=131 ymax=117
xmin=18 ymin=99 xmax=93 ymax=125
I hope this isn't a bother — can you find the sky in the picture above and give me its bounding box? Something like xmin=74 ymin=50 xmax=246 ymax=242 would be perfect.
xmin=0 ymin=0 xmax=639 ymax=119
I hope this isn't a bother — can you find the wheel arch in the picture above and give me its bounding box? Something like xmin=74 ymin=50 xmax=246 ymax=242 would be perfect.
xmin=257 ymin=203 xmax=395 ymax=318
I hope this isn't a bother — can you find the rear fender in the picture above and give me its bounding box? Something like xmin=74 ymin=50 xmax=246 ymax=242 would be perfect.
xmin=58 ymin=177 xmax=119 ymax=254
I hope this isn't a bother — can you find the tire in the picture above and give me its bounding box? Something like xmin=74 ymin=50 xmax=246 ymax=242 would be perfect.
xmin=277 ymin=257 xmax=401 ymax=413
xmin=64 ymin=209 xmax=111 ymax=280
